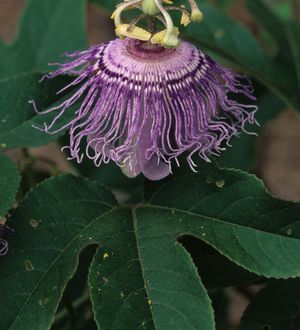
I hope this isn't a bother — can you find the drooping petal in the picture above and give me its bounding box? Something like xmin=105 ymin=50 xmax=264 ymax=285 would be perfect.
xmin=137 ymin=118 xmax=171 ymax=180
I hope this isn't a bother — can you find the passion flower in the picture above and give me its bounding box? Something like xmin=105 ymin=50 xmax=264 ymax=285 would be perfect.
xmin=32 ymin=0 xmax=257 ymax=180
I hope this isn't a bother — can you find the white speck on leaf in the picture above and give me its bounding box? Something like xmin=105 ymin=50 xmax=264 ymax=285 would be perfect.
xmin=29 ymin=219 xmax=39 ymax=228
xmin=216 ymin=179 xmax=225 ymax=188
xmin=24 ymin=260 xmax=34 ymax=271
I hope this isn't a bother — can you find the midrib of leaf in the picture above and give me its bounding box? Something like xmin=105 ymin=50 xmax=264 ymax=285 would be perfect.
xmin=7 ymin=206 xmax=118 ymax=329
xmin=131 ymin=208 xmax=157 ymax=330
xmin=132 ymin=206 xmax=215 ymax=330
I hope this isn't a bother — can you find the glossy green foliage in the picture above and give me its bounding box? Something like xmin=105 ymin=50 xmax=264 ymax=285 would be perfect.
xmin=1 ymin=1 xmax=300 ymax=329
xmin=0 ymin=73 xmax=76 ymax=149
xmin=0 ymin=153 xmax=20 ymax=219
xmin=2 ymin=166 xmax=300 ymax=329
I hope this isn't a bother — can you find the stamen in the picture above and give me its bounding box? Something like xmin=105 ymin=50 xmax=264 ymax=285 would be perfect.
xmin=116 ymin=24 xmax=152 ymax=41
xmin=187 ymin=0 xmax=203 ymax=22
xmin=112 ymin=0 xmax=204 ymax=48
xmin=153 ymin=0 xmax=179 ymax=47
xmin=112 ymin=0 xmax=142 ymax=27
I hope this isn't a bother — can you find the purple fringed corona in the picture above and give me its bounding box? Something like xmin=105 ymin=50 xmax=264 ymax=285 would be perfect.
xmin=34 ymin=38 xmax=257 ymax=180
xmin=0 ymin=224 xmax=13 ymax=256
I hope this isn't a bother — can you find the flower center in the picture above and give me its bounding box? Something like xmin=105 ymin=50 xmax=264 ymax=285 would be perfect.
xmin=99 ymin=38 xmax=203 ymax=82
xmin=125 ymin=39 xmax=176 ymax=61
xmin=112 ymin=0 xmax=204 ymax=48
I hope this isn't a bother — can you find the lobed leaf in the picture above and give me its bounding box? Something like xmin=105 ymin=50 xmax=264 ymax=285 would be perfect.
xmin=0 ymin=176 xmax=117 ymax=330
xmin=2 ymin=165 xmax=300 ymax=328
xmin=144 ymin=165 xmax=300 ymax=278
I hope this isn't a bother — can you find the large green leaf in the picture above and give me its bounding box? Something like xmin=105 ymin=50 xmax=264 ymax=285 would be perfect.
xmin=89 ymin=212 xmax=213 ymax=330
xmin=0 ymin=0 xmax=87 ymax=78
xmin=0 ymin=176 xmax=118 ymax=330
xmin=0 ymin=175 xmax=213 ymax=329
xmin=240 ymin=279 xmax=300 ymax=330
xmin=0 ymin=73 xmax=75 ymax=149
xmin=0 ymin=153 xmax=20 ymax=219
xmin=143 ymin=166 xmax=300 ymax=278
xmin=2 ymin=166 xmax=300 ymax=329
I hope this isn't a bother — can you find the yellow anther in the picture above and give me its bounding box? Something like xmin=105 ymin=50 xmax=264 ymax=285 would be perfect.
xmin=152 ymin=0 xmax=180 ymax=48
xmin=151 ymin=30 xmax=166 ymax=44
xmin=151 ymin=27 xmax=179 ymax=45
xmin=191 ymin=8 xmax=203 ymax=22
xmin=113 ymin=0 xmax=203 ymax=47
xmin=116 ymin=24 xmax=152 ymax=41
xmin=162 ymin=32 xmax=180 ymax=48
xmin=180 ymin=11 xmax=191 ymax=26
xmin=188 ymin=0 xmax=204 ymax=23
